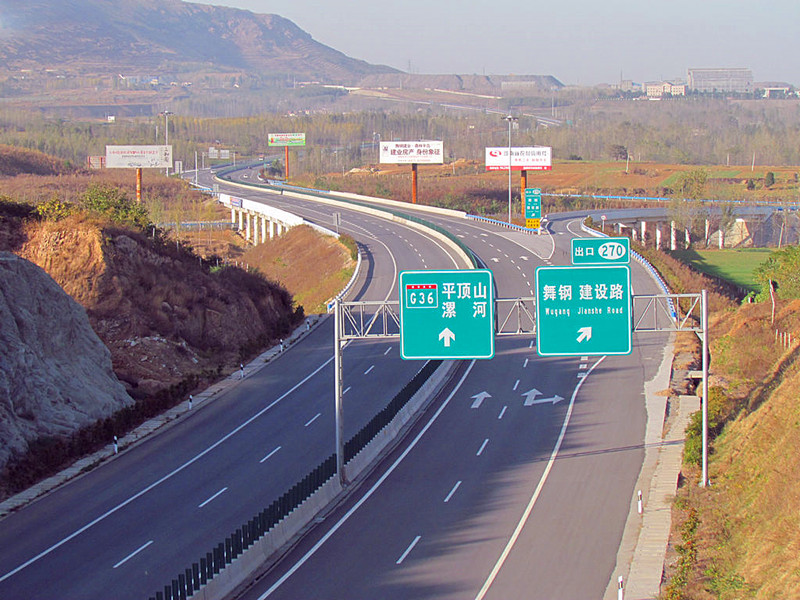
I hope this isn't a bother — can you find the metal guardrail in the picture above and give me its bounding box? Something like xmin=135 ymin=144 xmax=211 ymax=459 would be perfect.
xmin=215 ymin=174 xmax=480 ymax=269
xmin=147 ymin=358 xmax=441 ymax=600
xmin=465 ymin=213 xmax=544 ymax=235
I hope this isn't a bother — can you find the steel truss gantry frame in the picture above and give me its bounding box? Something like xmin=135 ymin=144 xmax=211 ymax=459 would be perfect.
xmin=334 ymin=291 xmax=709 ymax=487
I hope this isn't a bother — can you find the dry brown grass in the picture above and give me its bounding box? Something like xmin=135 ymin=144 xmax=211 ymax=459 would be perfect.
xmin=241 ymin=225 xmax=354 ymax=314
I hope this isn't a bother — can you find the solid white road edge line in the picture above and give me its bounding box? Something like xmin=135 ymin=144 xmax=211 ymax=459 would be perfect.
xmin=473 ymin=356 xmax=606 ymax=600
xmin=257 ymin=360 xmax=477 ymax=599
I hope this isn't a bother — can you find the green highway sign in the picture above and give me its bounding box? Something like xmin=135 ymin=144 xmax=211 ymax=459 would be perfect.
xmin=535 ymin=265 xmax=632 ymax=356
xmin=524 ymin=188 xmax=542 ymax=220
xmin=399 ymin=269 xmax=494 ymax=360
xmin=571 ymin=237 xmax=630 ymax=265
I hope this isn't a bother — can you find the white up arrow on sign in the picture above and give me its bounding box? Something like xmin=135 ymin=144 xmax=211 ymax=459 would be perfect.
xmin=439 ymin=327 xmax=456 ymax=347
xmin=576 ymin=327 xmax=592 ymax=343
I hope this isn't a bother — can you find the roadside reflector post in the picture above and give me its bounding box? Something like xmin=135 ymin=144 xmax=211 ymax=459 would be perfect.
xmin=618 ymin=575 xmax=624 ymax=600
xmin=637 ymin=490 xmax=643 ymax=515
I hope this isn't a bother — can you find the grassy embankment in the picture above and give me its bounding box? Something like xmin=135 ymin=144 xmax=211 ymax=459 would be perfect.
xmin=654 ymin=247 xmax=800 ymax=599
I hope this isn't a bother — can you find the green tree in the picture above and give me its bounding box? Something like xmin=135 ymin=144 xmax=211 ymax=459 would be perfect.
xmin=754 ymin=246 xmax=800 ymax=300
xmin=608 ymin=144 xmax=628 ymax=161
xmin=765 ymin=171 xmax=775 ymax=187
xmin=676 ymin=168 xmax=709 ymax=200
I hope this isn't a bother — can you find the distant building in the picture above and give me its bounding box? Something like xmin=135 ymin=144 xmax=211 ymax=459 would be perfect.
xmin=688 ymin=68 xmax=753 ymax=93
xmin=645 ymin=81 xmax=686 ymax=97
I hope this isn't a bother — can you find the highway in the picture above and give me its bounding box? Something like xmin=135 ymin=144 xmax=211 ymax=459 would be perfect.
xmin=0 ymin=174 xmax=471 ymax=599
xmin=213 ymin=168 xmax=671 ymax=599
xmin=0 ymin=164 xmax=671 ymax=599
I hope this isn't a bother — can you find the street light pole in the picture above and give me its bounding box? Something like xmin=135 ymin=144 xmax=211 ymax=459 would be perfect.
xmin=503 ymin=115 xmax=518 ymax=224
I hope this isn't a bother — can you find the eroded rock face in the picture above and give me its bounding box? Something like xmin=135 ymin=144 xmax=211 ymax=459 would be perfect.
xmin=0 ymin=252 xmax=132 ymax=469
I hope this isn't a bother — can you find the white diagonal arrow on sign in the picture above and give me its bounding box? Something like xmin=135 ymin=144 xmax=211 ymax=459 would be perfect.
xmin=526 ymin=394 xmax=564 ymax=406
xmin=439 ymin=327 xmax=456 ymax=347
xmin=471 ymin=391 xmax=492 ymax=408
xmin=521 ymin=388 xmax=542 ymax=406
xmin=576 ymin=326 xmax=592 ymax=343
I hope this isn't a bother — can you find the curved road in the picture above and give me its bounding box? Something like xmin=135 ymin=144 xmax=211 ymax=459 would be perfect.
xmin=0 ymin=174 xmax=470 ymax=599
xmin=214 ymin=169 xmax=671 ymax=600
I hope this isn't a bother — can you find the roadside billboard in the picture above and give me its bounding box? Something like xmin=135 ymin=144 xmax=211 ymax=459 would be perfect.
xmin=485 ymin=146 xmax=552 ymax=171
xmin=380 ymin=141 xmax=444 ymax=164
xmin=105 ymin=145 xmax=172 ymax=169
xmin=268 ymin=133 xmax=306 ymax=147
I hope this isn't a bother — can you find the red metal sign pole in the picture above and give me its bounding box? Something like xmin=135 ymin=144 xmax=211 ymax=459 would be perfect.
xmin=136 ymin=168 xmax=142 ymax=203
xmin=411 ymin=163 xmax=418 ymax=204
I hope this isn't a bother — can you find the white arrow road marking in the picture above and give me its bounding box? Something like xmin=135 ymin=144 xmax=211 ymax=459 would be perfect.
xmin=471 ymin=391 xmax=492 ymax=408
xmin=439 ymin=327 xmax=456 ymax=347
xmin=577 ymin=326 xmax=592 ymax=343
xmin=525 ymin=394 xmax=564 ymax=406
xmin=490 ymin=257 xmax=500 ymax=263
xmin=521 ymin=388 xmax=542 ymax=406
xmin=520 ymin=255 xmax=529 ymax=260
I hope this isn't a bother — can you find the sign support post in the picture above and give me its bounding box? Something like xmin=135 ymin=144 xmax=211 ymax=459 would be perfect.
xmin=411 ymin=163 xmax=418 ymax=204
xmin=334 ymin=298 xmax=347 ymax=486
xmin=136 ymin=168 xmax=142 ymax=203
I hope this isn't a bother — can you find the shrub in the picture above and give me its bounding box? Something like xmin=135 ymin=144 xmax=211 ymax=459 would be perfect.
xmin=684 ymin=386 xmax=729 ymax=466
xmin=79 ymin=184 xmax=150 ymax=230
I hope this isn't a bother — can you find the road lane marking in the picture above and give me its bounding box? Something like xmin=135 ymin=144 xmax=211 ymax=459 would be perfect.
xmin=343 ymin=386 xmax=352 ymax=395
xmin=305 ymin=413 xmax=321 ymax=427
xmin=474 ymin=357 xmax=606 ymax=600
xmin=498 ymin=406 xmax=507 ymax=420
xmin=444 ymin=481 xmax=462 ymax=503
xmin=476 ymin=439 xmax=489 ymax=456
xmin=384 ymin=347 xmax=392 ymax=355
xmin=198 ymin=487 xmax=228 ymax=508
xmin=396 ymin=536 xmax=422 ymax=564
xmin=259 ymin=446 xmax=281 ymax=464
xmin=364 ymin=365 xmax=375 ymax=375
xmin=523 ymin=358 xmax=529 ymax=368
xmin=0 ymin=352 xmax=338 ymax=585
xmin=113 ymin=540 xmax=153 ymax=569
xmin=513 ymin=379 xmax=519 ymax=391
xmin=256 ymin=361 xmax=477 ymax=598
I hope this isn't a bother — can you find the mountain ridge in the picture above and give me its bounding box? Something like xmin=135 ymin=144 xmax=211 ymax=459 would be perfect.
xmin=0 ymin=0 xmax=399 ymax=82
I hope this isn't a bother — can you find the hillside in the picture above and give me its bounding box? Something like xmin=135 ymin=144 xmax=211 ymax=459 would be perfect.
xmin=664 ymin=298 xmax=800 ymax=598
xmin=0 ymin=252 xmax=133 ymax=477
xmin=0 ymin=0 xmax=398 ymax=83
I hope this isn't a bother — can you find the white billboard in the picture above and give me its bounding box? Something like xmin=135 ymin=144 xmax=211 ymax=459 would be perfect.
xmin=106 ymin=145 xmax=172 ymax=169
xmin=485 ymin=146 xmax=552 ymax=171
xmin=268 ymin=133 xmax=306 ymax=147
xmin=380 ymin=141 xmax=444 ymax=164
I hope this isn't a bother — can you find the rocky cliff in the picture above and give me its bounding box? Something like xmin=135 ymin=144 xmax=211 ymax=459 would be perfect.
xmin=0 ymin=252 xmax=133 ymax=469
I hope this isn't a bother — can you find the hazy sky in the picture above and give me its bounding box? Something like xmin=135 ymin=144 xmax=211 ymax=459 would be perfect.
xmin=191 ymin=0 xmax=800 ymax=85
